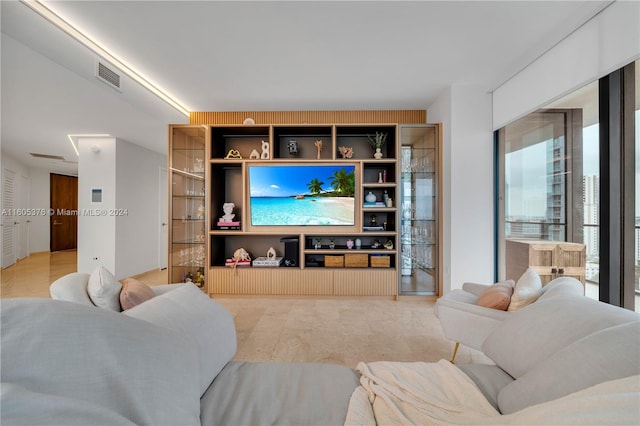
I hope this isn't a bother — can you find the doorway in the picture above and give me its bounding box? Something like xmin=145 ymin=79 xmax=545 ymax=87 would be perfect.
xmin=50 ymin=174 xmax=78 ymax=252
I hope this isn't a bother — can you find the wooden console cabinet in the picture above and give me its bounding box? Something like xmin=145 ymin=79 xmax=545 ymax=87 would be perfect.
xmin=505 ymin=239 xmax=586 ymax=285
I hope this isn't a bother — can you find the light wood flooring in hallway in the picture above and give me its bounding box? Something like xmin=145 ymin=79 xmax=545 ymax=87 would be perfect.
xmin=1 ymin=251 xmax=490 ymax=367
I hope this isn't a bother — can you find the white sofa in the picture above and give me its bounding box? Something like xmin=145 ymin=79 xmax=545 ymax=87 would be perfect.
xmin=2 ymin=279 xmax=639 ymax=424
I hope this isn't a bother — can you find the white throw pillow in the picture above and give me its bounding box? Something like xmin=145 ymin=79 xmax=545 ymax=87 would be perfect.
xmin=87 ymin=266 xmax=122 ymax=311
xmin=508 ymin=268 xmax=542 ymax=312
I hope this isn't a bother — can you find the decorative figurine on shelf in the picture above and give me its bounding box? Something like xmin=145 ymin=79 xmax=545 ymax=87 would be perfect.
xmin=371 ymin=239 xmax=382 ymax=249
xmin=314 ymin=237 xmax=322 ymax=249
xmin=225 ymin=149 xmax=242 ymax=159
xmin=329 ymin=237 xmax=336 ymax=249
xmin=261 ymin=140 xmax=269 ymax=159
xmin=378 ymin=172 xmax=384 ymax=183
xmin=355 ymin=238 xmax=362 ymax=249
xmin=314 ymin=139 xmax=323 ymax=159
xmin=197 ymin=204 xmax=205 ymax=219
xmin=367 ymin=131 xmax=388 ymax=159
xmin=365 ymin=192 xmax=376 ymax=203
xmin=194 ymin=270 xmax=205 ymax=287
xmin=288 ymin=140 xmax=298 ymax=156
xmin=370 ymin=214 xmax=377 ymax=226
xmin=266 ymin=247 xmax=277 ymax=259
xmin=338 ymin=146 xmax=353 ymax=159
xmin=384 ymin=239 xmax=394 ymax=250
xmin=249 ymin=149 xmax=260 ymax=159
xmin=219 ymin=203 xmax=235 ymax=223
xmin=230 ymin=248 xmax=251 ymax=268
xmin=346 ymin=239 xmax=354 ymax=249
xmin=193 ymin=158 xmax=204 ymax=173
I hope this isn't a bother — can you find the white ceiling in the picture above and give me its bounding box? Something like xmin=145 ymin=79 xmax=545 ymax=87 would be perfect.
xmin=1 ymin=0 xmax=612 ymax=175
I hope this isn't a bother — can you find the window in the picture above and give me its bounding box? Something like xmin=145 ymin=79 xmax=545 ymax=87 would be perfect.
xmin=497 ymin=61 xmax=636 ymax=311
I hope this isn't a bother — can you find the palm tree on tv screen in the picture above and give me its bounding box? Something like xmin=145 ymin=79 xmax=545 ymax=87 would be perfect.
xmin=307 ymin=178 xmax=324 ymax=195
xmin=330 ymin=168 xmax=355 ymax=197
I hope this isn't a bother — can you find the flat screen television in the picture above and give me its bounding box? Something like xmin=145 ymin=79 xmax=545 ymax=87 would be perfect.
xmin=248 ymin=163 xmax=356 ymax=226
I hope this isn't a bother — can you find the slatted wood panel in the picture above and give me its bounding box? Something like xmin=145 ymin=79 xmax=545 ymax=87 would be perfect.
xmin=191 ymin=110 xmax=426 ymax=125
xmin=209 ymin=268 xmax=334 ymax=295
xmin=208 ymin=267 xmax=396 ymax=296
xmin=333 ymin=270 xmax=397 ymax=296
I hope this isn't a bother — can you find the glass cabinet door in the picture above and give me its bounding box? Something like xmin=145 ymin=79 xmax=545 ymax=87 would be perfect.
xmin=169 ymin=126 xmax=207 ymax=288
xmin=399 ymin=125 xmax=438 ymax=295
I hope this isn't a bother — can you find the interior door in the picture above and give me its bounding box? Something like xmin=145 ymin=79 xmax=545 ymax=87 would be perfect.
xmin=50 ymin=174 xmax=78 ymax=252
xmin=18 ymin=175 xmax=30 ymax=259
xmin=2 ymin=168 xmax=17 ymax=267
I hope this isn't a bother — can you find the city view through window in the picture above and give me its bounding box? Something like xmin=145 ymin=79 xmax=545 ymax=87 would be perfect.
xmin=505 ymin=110 xmax=639 ymax=292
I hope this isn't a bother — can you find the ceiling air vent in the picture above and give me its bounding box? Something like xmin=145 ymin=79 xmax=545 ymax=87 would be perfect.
xmin=30 ymin=153 xmax=65 ymax=161
xmin=96 ymin=59 xmax=121 ymax=91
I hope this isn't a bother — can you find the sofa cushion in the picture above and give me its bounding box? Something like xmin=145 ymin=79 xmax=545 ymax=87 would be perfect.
xmin=119 ymin=278 xmax=155 ymax=310
xmin=0 ymin=298 xmax=200 ymax=425
xmin=507 ymin=268 xmax=542 ymax=312
xmin=498 ymin=321 xmax=640 ymax=414
xmin=476 ymin=280 xmax=514 ymax=310
xmin=124 ymin=283 xmax=237 ymax=396
xmin=456 ymin=364 xmax=514 ymax=410
xmin=537 ymin=276 xmax=584 ymax=301
xmin=483 ymin=295 xmax=640 ymax=379
xmin=201 ymin=361 xmax=361 ymax=426
xmin=49 ymin=272 xmax=93 ymax=306
xmin=87 ymin=266 xmax=122 ymax=311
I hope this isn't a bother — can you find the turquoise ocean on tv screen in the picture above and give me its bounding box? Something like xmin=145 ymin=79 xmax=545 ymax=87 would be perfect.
xmin=250 ymin=196 xmax=354 ymax=225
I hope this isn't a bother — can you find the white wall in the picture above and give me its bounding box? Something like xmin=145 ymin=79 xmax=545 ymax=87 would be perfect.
xmin=493 ymin=0 xmax=640 ymax=129
xmin=77 ymin=137 xmax=117 ymax=274
xmin=77 ymin=137 xmax=167 ymax=279
xmin=115 ymin=139 xmax=166 ymax=279
xmin=428 ymin=86 xmax=494 ymax=293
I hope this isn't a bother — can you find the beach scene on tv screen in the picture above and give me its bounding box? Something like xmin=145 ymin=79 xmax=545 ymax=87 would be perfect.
xmin=249 ymin=165 xmax=355 ymax=225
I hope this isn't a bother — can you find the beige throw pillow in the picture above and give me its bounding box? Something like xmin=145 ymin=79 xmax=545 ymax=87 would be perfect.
xmin=508 ymin=268 xmax=542 ymax=312
xmin=120 ymin=278 xmax=155 ymax=310
xmin=87 ymin=266 xmax=122 ymax=311
xmin=476 ymin=280 xmax=515 ymax=310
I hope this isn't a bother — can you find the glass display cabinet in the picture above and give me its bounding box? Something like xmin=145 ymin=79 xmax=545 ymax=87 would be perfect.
xmin=168 ymin=125 xmax=208 ymax=288
xmin=399 ymin=125 xmax=440 ymax=295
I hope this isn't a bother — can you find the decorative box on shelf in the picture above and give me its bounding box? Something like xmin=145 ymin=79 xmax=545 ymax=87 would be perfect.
xmin=370 ymin=255 xmax=390 ymax=268
xmin=324 ymin=255 xmax=344 ymax=267
xmin=345 ymin=253 xmax=368 ymax=268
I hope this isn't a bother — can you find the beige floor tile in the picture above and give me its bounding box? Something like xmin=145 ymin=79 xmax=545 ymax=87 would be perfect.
xmin=2 ymin=250 xmax=494 ymax=369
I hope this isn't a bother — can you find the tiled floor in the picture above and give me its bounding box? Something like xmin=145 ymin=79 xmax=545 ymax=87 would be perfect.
xmin=0 ymin=250 xmax=490 ymax=367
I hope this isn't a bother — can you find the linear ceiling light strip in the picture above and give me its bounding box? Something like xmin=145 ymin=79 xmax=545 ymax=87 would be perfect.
xmin=21 ymin=0 xmax=190 ymax=117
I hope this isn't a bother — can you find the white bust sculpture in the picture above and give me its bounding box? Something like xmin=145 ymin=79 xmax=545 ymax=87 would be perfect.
xmin=220 ymin=202 xmax=235 ymax=223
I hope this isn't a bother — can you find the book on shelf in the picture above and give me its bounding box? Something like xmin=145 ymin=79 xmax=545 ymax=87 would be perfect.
xmin=217 ymin=221 xmax=240 ymax=226
xmin=224 ymin=259 xmax=251 ymax=267
xmin=217 ymin=226 xmax=241 ymax=230
xmin=363 ymin=226 xmax=385 ymax=231
xmin=363 ymin=202 xmax=385 ymax=207
xmin=252 ymin=256 xmax=283 ymax=267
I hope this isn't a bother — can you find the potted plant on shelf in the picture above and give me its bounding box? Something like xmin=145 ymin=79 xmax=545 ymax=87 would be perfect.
xmin=367 ymin=132 xmax=388 ymax=159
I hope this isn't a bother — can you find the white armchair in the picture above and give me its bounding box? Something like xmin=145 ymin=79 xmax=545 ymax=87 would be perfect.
xmin=435 ymin=276 xmax=584 ymax=362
